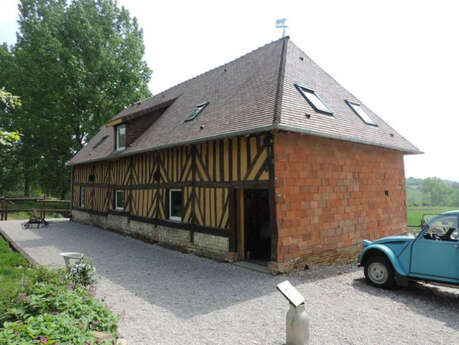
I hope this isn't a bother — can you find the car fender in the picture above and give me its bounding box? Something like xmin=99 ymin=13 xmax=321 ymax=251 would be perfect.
xmin=359 ymin=244 xmax=407 ymax=276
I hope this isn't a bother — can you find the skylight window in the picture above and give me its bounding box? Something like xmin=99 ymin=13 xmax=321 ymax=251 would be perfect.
xmin=93 ymin=135 xmax=108 ymax=149
xmin=295 ymin=84 xmax=332 ymax=115
xmin=346 ymin=100 xmax=377 ymax=126
xmin=184 ymin=102 xmax=209 ymax=122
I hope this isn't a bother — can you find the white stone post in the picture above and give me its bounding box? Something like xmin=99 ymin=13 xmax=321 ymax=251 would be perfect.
xmin=286 ymin=303 xmax=309 ymax=345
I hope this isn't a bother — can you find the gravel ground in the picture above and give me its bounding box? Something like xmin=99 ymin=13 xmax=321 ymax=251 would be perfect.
xmin=1 ymin=219 xmax=458 ymax=345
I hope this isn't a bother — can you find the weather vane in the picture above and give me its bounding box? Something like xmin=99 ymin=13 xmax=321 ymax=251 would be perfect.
xmin=276 ymin=18 xmax=288 ymax=38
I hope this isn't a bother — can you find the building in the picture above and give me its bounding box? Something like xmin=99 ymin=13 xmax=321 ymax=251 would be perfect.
xmin=68 ymin=37 xmax=420 ymax=273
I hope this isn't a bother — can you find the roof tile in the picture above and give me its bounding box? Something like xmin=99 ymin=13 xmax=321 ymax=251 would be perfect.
xmin=68 ymin=37 xmax=420 ymax=166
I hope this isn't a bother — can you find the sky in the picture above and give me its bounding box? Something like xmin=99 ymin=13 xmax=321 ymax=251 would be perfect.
xmin=1 ymin=0 xmax=458 ymax=181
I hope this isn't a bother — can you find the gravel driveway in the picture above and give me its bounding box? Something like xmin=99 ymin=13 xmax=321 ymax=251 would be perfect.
xmin=1 ymin=220 xmax=457 ymax=345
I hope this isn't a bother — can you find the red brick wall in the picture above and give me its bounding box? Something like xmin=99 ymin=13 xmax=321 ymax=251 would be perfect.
xmin=274 ymin=131 xmax=407 ymax=268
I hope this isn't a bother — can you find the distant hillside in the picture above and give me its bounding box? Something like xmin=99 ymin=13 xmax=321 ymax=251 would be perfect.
xmin=406 ymin=177 xmax=459 ymax=207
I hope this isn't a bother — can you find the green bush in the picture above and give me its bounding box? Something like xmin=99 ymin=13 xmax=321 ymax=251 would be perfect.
xmin=0 ymin=278 xmax=117 ymax=344
xmin=0 ymin=313 xmax=113 ymax=344
xmin=65 ymin=256 xmax=97 ymax=288
xmin=0 ymin=238 xmax=118 ymax=344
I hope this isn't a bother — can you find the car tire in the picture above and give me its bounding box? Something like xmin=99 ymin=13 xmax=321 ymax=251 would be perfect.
xmin=364 ymin=254 xmax=395 ymax=289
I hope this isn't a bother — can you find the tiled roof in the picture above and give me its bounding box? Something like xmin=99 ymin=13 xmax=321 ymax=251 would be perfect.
xmin=68 ymin=37 xmax=420 ymax=166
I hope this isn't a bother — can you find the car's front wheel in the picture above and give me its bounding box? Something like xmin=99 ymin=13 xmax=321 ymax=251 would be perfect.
xmin=364 ymin=254 xmax=395 ymax=289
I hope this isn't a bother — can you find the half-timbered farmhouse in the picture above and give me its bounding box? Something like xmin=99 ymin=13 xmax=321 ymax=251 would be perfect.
xmin=68 ymin=37 xmax=420 ymax=272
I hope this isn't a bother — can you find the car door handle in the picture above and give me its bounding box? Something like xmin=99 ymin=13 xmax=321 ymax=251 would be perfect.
xmin=455 ymin=244 xmax=459 ymax=249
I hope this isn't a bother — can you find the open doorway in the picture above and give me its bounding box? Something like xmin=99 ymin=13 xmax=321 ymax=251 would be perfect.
xmin=244 ymin=189 xmax=270 ymax=264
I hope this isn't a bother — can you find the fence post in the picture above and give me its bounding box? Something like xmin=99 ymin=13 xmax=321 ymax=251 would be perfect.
xmin=0 ymin=197 xmax=3 ymax=221
xmin=4 ymin=198 xmax=8 ymax=221
xmin=41 ymin=195 xmax=46 ymax=219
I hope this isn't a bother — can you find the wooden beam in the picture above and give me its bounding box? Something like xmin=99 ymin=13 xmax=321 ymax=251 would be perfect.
xmin=105 ymin=118 xmax=123 ymax=127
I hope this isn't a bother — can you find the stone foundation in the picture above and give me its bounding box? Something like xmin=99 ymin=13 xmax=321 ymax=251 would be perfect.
xmin=268 ymin=244 xmax=360 ymax=274
xmin=71 ymin=210 xmax=232 ymax=262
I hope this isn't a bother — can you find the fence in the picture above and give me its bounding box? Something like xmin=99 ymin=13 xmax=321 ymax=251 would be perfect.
xmin=0 ymin=197 xmax=71 ymax=221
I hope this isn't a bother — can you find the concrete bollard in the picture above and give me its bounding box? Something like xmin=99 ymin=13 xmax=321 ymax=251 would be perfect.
xmin=60 ymin=252 xmax=83 ymax=267
xmin=277 ymin=280 xmax=310 ymax=345
xmin=286 ymin=303 xmax=309 ymax=345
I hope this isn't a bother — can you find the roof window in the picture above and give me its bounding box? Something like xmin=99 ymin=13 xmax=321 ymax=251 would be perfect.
xmin=184 ymin=102 xmax=209 ymax=122
xmin=346 ymin=100 xmax=377 ymax=126
xmin=295 ymin=84 xmax=332 ymax=115
xmin=93 ymin=135 xmax=109 ymax=149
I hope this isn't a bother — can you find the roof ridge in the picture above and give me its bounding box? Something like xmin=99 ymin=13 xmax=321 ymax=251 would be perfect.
xmin=273 ymin=36 xmax=289 ymax=125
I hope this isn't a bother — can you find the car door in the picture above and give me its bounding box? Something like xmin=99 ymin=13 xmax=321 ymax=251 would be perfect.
xmin=410 ymin=214 xmax=459 ymax=281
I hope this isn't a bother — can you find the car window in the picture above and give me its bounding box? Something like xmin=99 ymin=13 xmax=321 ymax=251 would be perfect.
xmin=425 ymin=215 xmax=458 ymax=241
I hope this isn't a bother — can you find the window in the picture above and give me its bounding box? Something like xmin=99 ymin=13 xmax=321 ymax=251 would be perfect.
xmin=116 ymin=125 xmax=126 ymax=151
xmin=346 ymin=100 xmax=377 ymax=126
xmin=115 ymin=189 xmax=125 ymax=211
xmin=295 ymin=84 xmax=332 ymax=115
xmin=184 ymin=102 xmax=209 ymax=122
xmin=169 ymin=189 xmax=182 ymax=221
xmin=93 ymin=135 xmax=108 ymax=149
xmin=424 ymin=215 xmax=458 ymax=241
xmin=80 ymin=187 xmax=85 ymax=208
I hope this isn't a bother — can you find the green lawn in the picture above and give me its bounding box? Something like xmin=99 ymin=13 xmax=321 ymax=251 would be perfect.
xmin=4 ymin=199 xmax=70 ymax=220
xmin=406 ymin=206 xmax=458 ymax=228
xmin=0 ymin=237 xmax=34 ymax=304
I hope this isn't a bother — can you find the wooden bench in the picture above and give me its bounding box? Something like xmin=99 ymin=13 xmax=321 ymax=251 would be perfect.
xmin=23 ymin=209 xmax=49 ymax=229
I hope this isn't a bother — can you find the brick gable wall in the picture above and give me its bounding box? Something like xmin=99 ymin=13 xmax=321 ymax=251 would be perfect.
xmin=273 ymin=131 xmax=407 ymax=271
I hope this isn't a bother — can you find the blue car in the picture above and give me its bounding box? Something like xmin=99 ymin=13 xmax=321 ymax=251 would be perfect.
xmin=358 ymin=210 xmax=459 ymax=289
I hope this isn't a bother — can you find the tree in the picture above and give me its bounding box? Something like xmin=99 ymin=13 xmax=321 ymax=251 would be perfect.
xmin=419 ymin=177 xmax=450 ymax=206
xmin=0 ymin=88 xmax=21 ymax=195
xmin=0 ymin=87 xmax=20 ymax=144
xmin=0 ymin=0 xmax=151 ymax=197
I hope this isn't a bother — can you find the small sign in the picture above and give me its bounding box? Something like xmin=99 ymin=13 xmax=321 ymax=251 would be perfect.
xmin=276 ymin=280 xmax=305 ymax=307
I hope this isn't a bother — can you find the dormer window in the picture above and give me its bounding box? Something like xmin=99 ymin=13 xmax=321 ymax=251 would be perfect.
xmin=184 ymin=102 xmax=209 ymax=122
xmin=116 ymin=125 xmax=126 ymax=151
xmin=346 ymin=100 xmax=377 ymax=126
xmin=295 ymin=84 xmax=332 ymax=115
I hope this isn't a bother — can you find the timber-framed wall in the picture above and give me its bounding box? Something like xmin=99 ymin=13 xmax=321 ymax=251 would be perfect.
xmin=72 ymin=132 xmax=274 ymax=258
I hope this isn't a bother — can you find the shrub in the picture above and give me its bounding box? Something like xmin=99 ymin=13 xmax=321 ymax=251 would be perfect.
xmin=0 ymin=281 xmax=118 ymax=344
xmin=0 ymin=240 xmax=117 ymax=344
xmin=0 ymin=313 xmax=113 ymax=344
xmin=65 ymin=256 xmax=97 ymax=288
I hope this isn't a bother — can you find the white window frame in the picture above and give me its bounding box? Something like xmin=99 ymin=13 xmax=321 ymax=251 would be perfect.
xmin=345 ymin=100 xmax=378 ymax=126
xmin=80 ymin=187 xmax=86 ymax=208
xmin=116 ymin=125 xmax=126 ymax=151
xmin=115 ymin=189 xmax=125 ymax=211
xmin=169 ymin=189 xmax=182 ymax=222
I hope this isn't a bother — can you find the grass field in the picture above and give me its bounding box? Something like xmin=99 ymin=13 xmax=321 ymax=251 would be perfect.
xmin=406 ymin=206 xmax=458 ymax=228
xmin=3 ymin=199 xmax=70 ymax=220
xmin=0 ymin=236 xmax=34 ymax=299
